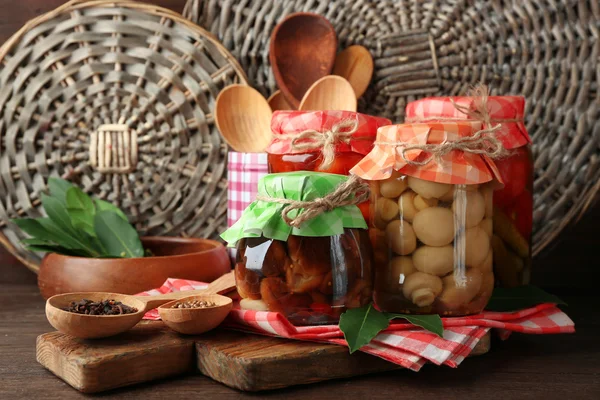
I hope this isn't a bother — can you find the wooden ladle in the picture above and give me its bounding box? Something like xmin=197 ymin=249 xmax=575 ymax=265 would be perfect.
xmin=333 ymin=45 xmax=374 ymax=99
xmin=45 ymin=271 xmax=235 ymax=339
xmin=215 ymin=84 xmax=273 ymax=152
xmin=269 ymin=12 xmax=338 ymax=108
xmin=299 ymin=75 xmax=357 ymax=111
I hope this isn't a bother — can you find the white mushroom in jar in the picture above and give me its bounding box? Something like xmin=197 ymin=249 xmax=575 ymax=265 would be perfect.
xmin=379 ymin=173 xmax=408 ymax=198
xmin=413 ymin=195 xmax=438 ymax=211
xmin=397 ymin=191 xmax=418 ymax=222
xmin=412 ymin=245 xmax=454 ymax=276
xmin=402 ymin=272 xmax=443 ymax=307
xmin=438 ymin=268 xmax=483 ymax=309
xmin=380 ymin=256 xmax=416 ymax=293
xmin=376 ymin=197 xmax=399 ymax=222
xmin=481 ymin=186 xmax=494 ymax=218
xmin=412 ymin=206 xmax=455 ymax=246
xmin=480 ymin=218 xmax=493 ymax=238
xmin=407 ymin=176 xmax=452 ymax=199
xmin=385 ymin=219 xmax=417 ymax=255
xmin=463 ymin=226 xmax=490 ymax=267
xmin=475 ymin=249 xmax=493 ymax=273
xmin=452 ymin=190 xmax=485 ymax=228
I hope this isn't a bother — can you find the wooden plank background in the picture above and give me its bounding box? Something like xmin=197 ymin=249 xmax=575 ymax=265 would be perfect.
xmin=0 ymin=0 xmax=598 ymax=290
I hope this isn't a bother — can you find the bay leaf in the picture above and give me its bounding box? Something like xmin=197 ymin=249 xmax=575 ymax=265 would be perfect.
xmin=47 ymin=178 xmax=75 ymax=205
xmin=94 ymin=199 xmax=128 ymax=222
xmin=339 ymin=304 xmax=390 ymax=353
xmin=485 ymin=285 xmax=567 ymax=312
xmin=41 ymin=193 xmax=76 ymax=234
xmin=94 ymin=210 xmax=144 ymax=258
xmin=385 ymin=313 xmax=443 ymax=337
xmin=66 ymin=187 xmax=95 ymax=214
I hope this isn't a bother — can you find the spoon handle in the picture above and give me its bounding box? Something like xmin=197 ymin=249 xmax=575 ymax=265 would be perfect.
xmin=134 ymin=270 xmax=236 ymax=311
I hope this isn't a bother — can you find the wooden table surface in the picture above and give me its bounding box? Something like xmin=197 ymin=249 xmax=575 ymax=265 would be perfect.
xmin=0 ymin=283 xmax=598 ymax=400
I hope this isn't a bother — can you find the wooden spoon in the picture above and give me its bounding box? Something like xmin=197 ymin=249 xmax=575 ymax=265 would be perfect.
xmin=298 ymin=75 xmax=357 ymax=111
xmin=267 ymin=90 xmax=294 ymax=111
xmin=215 ymin=84 xmax=273 ymax=152
xmin=333 ymin=45 xmax=374 ymax=99
xmin=269 ymin=12 xmax=338 ymax=108
xmin=45 ymin=271 xmax=235 ymax=339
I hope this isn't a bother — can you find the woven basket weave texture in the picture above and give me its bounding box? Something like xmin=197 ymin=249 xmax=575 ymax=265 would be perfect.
xmin=184 ymin=0 xmax=600 ymax=257
xmin=0 ymin=0 xmax=248 ymax=272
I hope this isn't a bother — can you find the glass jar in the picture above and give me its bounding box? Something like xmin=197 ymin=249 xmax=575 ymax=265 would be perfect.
xmin=221 ymin=171 xmax=374 ymax=325
xmin=234 ymin=229 xmax=373 ymax=325
xmin=405 ymin=94 xmax=532 ymax=287
xmin=267 ymin=111 xmax=391 ymax=221
xmin=370 ymin=175 xmax=494 ymax=315
xmin=351 ymin=121 xmax=501 ymax=316
xmin=491 ymin=145 xmax=534 ymax=287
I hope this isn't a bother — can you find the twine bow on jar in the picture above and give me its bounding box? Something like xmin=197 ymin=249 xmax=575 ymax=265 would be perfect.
xmin=256 ymin=175 xmax=370 ymax=228
xmin=376 ymin=125 xmax=508 ymax=167
xmin=282 ymin=119 xmax=365 ymax=170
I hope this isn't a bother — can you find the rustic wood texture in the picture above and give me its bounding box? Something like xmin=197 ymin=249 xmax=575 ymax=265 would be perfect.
xmin=36 ymin=321 xmax=195 ymax=393
xmin=195 ymin=330 xmax=490 ymax=392
xmin=3 ymin=284 xmax=596 ymax=398
xmin=36 ymin=316 xmax=489 ymax=394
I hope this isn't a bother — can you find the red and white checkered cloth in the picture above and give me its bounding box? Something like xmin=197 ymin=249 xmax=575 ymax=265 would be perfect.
xmin=138 ymin=278 xmax=575 ymax=372
xmin=350 ymin=121 xmax=503 ymax=185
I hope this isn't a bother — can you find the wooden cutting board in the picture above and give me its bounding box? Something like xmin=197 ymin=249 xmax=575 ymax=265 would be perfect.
xmin=37 ymin=321 xmax=491 ymax=393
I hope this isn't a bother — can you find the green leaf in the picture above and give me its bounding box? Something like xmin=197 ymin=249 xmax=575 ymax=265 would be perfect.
xmin=41 ymin=193 xmax=76 ymax=234
xmin=340 ymin=304 xmax=445 ymax=353
xmin=22 ymin=238 xmax=54 ymax=246
xmin=25 ymin=244 xmax=89 ymax=257
xmin=12 ymin=219 xmax=56 ymax=243
xmin=385 ymin=313 xmax=444 ymax=338
xmin=67 ymin=208 xmax=95 ymax=237
xmin=66 ymin=187 xmax=95 ymax=214
xmin=94 ymin=210 xmax=144 ymax=258
xmin=47 ymin=178 xmax=75 ymax=205
xmin=339 ymin=304 xmax=390 ymax=353
xmin=37 ymin=218 xmax=100 ymax=257
xmin=94 ymin=199 xmax=128 ymax=222
xmin=485 ymin=285 xmax=567 ymax=312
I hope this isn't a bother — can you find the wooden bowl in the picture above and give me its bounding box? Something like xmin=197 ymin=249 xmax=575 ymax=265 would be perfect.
xmin=38 ymin=237 xmax=231 ymax=299
xmin=158 ymin=294 xmax=233 ymax=335
xmin=46 ymin=292 xmax=148 ymax=339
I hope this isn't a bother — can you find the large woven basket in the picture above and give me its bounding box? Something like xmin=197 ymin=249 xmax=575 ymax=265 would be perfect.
xmin=0 ymin=0 xmax=248 ymax=272
xmin=184 ymin=0 xmax=600 ymax=257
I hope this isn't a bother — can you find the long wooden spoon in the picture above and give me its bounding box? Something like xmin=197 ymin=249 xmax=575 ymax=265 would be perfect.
xmin=215 ymin=84 xmax=273 ymax=152
xmin=269 ymin=12 xmax=338 ymax=108
xmin=333 ymin=45 xmax=374 ymax=98
xmin=46 ymin=271 xmax=235 ymax=339
xmin=299 ymin=75 xmax=357 ymax=111
xmin=267 ymin=90 xmax=294 ymax=111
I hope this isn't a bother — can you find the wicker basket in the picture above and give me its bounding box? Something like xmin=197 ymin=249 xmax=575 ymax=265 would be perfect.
xmin=184 ymin=0 xmax=600 ymax=257
xmin=0 ymin=0 xmax=248 ymax=273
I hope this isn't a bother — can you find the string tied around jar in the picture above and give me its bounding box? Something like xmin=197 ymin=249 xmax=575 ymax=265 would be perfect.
xmin=375 ymin=124 xmax=508 ymax=167
xmin=280 ymin=119 xmax=368 ymax=170
xmin=256 ymin=175 xmax=370 ymax=228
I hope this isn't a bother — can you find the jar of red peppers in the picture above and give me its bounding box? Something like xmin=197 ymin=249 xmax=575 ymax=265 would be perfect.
xmin=266 ymin=111 xmax=391 ymax=221
xmin=351 ymin=121 xmax=503 ymax=316
xmin=405 ymin=91 xmax=533 ymax=287
xmin=221 ymin=172 xmax=374 ymax=325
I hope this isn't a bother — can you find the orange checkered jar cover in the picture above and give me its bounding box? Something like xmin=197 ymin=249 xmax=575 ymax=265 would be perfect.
xmin=350 ymin=121 xmax=503 ymax=316
xmin=406 ymin=94 xmax=533 ymax=288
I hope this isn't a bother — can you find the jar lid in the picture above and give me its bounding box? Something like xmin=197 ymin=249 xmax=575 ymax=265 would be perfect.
xmin=405 ymin=95 xmax=530 ymax=150
xmin=350 ymin=122 xmax=504 ymax=185
xmin=221 ymin=171 xmax=368 ymax=245
xmin=266 ymin=110 xmax=391 ymax=156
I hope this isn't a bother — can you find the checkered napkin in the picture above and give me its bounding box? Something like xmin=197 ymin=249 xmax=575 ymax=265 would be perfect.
xmin=227 ymin=152 xmax=269 ymax=227
xmin=138 ymin=279 xmax=574 ymax=372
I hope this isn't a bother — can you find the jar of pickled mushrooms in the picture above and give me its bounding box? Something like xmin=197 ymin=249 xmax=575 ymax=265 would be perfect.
xmin=351 ymin=121 xmax=504 ymax=316
xmin=406 ymin=91 xmax=533 ymax=287
xmin=221 ymin=171 xmax=374 ymax=325
xmin=266 ymin=111 xmax=391 ymax=221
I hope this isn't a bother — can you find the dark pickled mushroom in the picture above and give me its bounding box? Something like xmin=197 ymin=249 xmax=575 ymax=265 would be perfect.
xmin=286 ymin=235 xmax=332 ymax=293
xmin=260 ymin=277 xmax=312 ymax=314
xmin=235 ymin=262 xmax=261 ymax=300
xmin=243 ymin=237 xmax=291 ymax=277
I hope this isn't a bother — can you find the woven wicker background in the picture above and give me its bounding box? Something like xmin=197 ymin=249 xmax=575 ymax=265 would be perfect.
xmin=184 ymin=0 xmax=600 ymax=257
xmin=0 ymin=0 xmax=247 ymax=272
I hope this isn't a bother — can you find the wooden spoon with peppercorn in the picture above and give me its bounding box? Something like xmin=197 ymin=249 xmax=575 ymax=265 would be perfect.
xmin=45 ymin=271 xmax=235 ymax=339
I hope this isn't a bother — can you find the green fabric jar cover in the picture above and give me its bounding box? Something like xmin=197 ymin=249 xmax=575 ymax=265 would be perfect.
xmin=221 ymin=171 xmax=368 ymax=246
